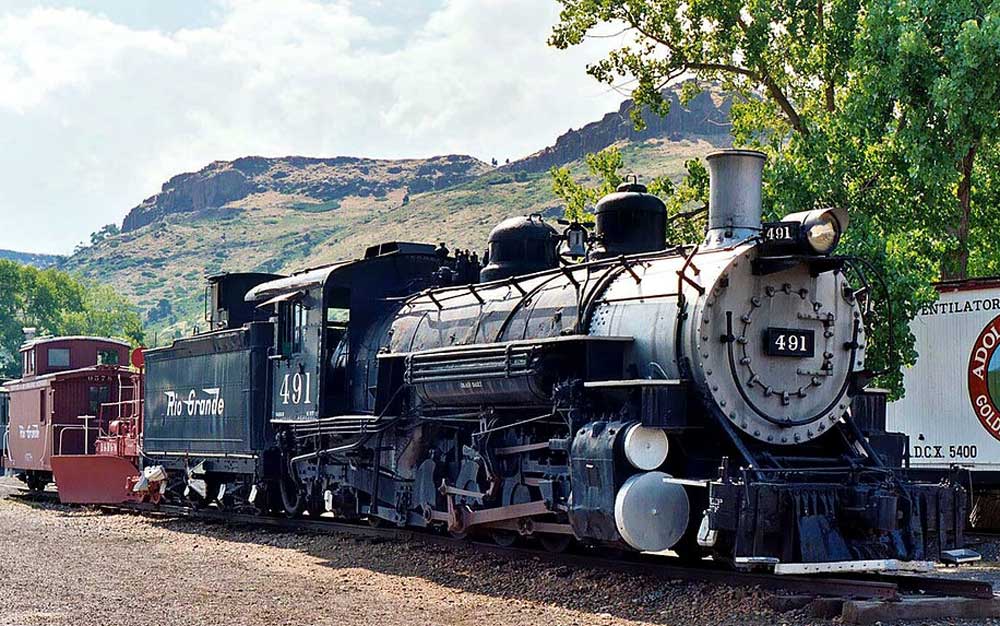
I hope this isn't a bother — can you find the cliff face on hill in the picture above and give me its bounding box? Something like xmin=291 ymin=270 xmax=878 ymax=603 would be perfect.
xmin=509 ymin=87 xmax=731 ymax=173
xmin=121 ymin=154 xmax=491 ymax=232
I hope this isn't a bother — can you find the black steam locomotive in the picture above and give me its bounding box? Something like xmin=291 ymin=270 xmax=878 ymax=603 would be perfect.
xmin=141 ymin=150 xmax=967 ymax=573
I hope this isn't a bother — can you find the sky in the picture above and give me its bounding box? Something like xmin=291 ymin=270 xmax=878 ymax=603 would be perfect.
xmin=0 ymin=0 xmax=627 ymax=255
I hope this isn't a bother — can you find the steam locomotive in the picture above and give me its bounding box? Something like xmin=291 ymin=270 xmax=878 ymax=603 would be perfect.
xmin=55 ymin=150 xmax=969 ymax=573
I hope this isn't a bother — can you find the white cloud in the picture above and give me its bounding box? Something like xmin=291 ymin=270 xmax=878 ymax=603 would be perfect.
xmin=0 ymin=0 xmax=624 ymax=253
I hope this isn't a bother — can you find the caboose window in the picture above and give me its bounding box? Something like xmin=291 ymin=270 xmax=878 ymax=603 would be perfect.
xmin=48 ymin=348 xmax=70 ymax=368
xmin=98 ymin=350 xmax=119 ymax=365
xmin=88 ymin=385 xmax=110 ymax=416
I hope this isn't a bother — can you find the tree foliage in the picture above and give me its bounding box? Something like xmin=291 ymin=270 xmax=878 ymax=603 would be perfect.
xmin=89 ymin=223 xmax=120 ymax=246
xmin=550 ymin=0 xmax=1000 ymax=395
xmin=0 ymin=260 xmax=143 ymax=378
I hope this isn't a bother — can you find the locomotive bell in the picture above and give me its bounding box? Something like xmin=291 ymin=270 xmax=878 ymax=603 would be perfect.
xmin=704 ymin=149 xmax=766 ymax=249
xmin=590 ymin=178 xmax=667 ymax=260
xmin=480 ymin=215 xmax=559 ymax=282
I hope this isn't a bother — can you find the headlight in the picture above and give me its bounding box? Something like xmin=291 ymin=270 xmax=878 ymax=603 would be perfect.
xmin=763 ymin=207 xmax=849 ymax=256
xmin=803 ymin=212 xmax=841 ymax=254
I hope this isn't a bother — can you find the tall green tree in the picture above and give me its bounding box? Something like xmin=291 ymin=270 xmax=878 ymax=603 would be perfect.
xmin=550 ymin=0 xmax=1000 ymax=394
xmin=0 ymin=260 xmax=143 ymax=378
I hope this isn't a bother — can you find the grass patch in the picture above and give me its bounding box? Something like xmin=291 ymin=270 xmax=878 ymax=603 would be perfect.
xmin=290 ymin=199 xmax=341 ymax=213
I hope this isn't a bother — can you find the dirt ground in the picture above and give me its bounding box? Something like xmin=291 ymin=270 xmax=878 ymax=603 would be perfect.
xmin=0 ymin=476 xmax=998 ymax=626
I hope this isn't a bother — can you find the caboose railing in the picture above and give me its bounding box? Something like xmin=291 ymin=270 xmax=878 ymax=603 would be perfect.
xmin=53 ymin=371 xmax=143 ymax=457
xmin=55 ymin=421 xmax=100 ymax=456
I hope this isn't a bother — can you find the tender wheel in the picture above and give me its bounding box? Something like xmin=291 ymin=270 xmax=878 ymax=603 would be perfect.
xmin=539 ymin=534 xmax=572 ymax=553
xmin=490 ymin=530 xmax=518 ymax=547
xmin=186 ymin=491 xmax=208 ymax=510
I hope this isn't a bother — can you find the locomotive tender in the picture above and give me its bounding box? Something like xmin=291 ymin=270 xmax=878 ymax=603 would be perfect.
xmin=142 ymin=149 xmax=966 ymax=572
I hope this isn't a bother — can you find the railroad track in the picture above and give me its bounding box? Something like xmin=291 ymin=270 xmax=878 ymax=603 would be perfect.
xmin=7 ymin=488 xmax=994 ymax=602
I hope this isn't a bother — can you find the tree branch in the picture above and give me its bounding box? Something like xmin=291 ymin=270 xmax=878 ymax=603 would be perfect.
xmin=669 ymin=204 xmax=709 ymax=222
xmin=818 ymin=0 xmax=836 ymax=112
xmin=620 ymin=8 xmax=809 ymax=136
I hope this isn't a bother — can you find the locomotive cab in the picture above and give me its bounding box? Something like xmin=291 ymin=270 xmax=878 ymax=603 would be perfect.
xmin=244 ymin=243 xmax=446 ymax=422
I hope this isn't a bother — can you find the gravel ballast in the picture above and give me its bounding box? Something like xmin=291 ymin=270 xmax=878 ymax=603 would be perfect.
xmin=1 ymin=476 xmax=999 ymax=626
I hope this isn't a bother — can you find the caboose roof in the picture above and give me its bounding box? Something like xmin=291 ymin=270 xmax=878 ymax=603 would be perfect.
xmin=4 ymin=364 xmax=128 ymax=388
xmin=19 ymin=336 xmax=131 ymax=353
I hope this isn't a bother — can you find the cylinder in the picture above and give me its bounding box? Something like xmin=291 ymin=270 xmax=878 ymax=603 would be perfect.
xmin=705 ymin=150 xmax=766 ymax=248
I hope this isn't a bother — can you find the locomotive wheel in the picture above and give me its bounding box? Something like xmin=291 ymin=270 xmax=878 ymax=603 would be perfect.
xmin=279 ymin=472 xmax=305 ymax=518
xmin=490 ymin=483 xmax=530 ymax=547
xmin=539 ymin=534 xmax=572 ymax=553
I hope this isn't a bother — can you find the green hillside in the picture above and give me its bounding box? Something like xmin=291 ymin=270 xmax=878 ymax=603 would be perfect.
xmin=63 ymin=136 xmax=724 ymax=344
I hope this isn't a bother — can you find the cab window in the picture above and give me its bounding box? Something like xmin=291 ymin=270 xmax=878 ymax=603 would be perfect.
xmin=326 ymin=307 xmax=349 ymax=326
xmin=279 ymin=301 xmax=308 ymax=355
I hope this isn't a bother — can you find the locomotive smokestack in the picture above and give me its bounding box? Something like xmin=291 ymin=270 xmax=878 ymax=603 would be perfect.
xmin=704 ymin=149 xmax=766 ymax=248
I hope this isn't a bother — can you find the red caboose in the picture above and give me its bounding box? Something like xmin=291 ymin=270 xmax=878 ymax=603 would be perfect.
xmin=5 ymin=336 xmax=136 ymax=491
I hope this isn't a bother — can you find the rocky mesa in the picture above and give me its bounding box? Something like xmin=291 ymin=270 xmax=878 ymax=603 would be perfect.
xmin=509 ymin=87 xmax=731 ymax=173
xmin=122 ymin=154 xmax=491 ymax=232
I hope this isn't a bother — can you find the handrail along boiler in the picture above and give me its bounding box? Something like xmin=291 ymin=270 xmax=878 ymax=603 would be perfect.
xmin=102 ymin=149 xmax=967 ymax=572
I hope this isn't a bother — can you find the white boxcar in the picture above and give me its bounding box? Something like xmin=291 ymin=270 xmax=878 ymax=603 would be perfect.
xmin=888 ymin=277 xmax=1000 ymax=472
